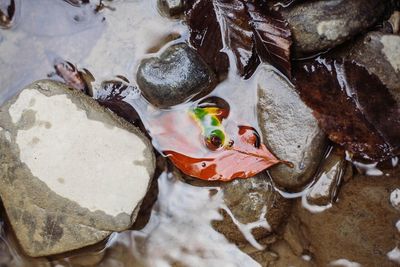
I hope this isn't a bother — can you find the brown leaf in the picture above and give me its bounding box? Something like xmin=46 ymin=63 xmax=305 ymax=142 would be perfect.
xmin=294 ymin=58 xmax=400 ymax=161
xmin=186 ymin=0 xmax=229 ymax=77
xmin=0 ymin=0 xmax=15 ymax=28
xmin=247 ymin=2 xmax=292 ymax=78
xmin=213 ymin=0 xmax=259 ymax=78
xmin=186 ymin=0 xmax=293 ymax=79
xmin=96 ymin=80 xmax=141 ymax=125
xmin=186 ymin=0 xmax=259 ymax=78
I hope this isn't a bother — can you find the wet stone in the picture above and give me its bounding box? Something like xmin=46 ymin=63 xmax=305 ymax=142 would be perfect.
xmin=306 ymin=147 xmax=352 ymax=207
xmin=343 ymin=31 xmax=400 ymax=103
xmin=257 ymin=68 xmax=327 ymax=190
xmin=211 ymin=172 xmax=292 ymax=245
xmin=294 ymin=170 xmax=400 ymax=266
xmin=137 ymin=43 xmax=216 ymax=108
xmin=0 ymin=80 xmax=155 ymax=257
xmin=280 ymin=0 xmax=388 ymax=55
xmin=158 ymin=0 xmax=184 ymax=18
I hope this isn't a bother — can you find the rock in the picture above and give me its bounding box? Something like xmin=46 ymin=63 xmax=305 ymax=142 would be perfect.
xmin=306 ymin=147 xmax=352 ymax=207
xmin=0 ymin=220 xmax=52 ymax=267
xmin=211 ymin=172 xmax=292 ymax=244
xmin=136 ymin=43 xmax=216 ymax=108
xmin=0 ymin=80 xmax=155 ymax=257
xmin=257 ymin=68 xmax=327 ymax=190
xmin=158 ymin=0 xmax=184 ymax=18
xmin=294 ymin=170 xmax=400 ymax=266
xmin=280 ymin=0 xmax=388 ymax=55
xmin=343 ymin=31 xmax=400 ymax=103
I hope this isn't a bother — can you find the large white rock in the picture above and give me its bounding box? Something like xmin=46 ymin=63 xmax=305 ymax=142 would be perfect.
xmin=0 ymin=80 xmax=155 ymax=257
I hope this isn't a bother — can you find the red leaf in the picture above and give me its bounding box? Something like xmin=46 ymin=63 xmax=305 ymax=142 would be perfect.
xmin=294 ymin=58 xmax=400 ymax=161
xmin=164 ymin=125 xmax=282 ymax=181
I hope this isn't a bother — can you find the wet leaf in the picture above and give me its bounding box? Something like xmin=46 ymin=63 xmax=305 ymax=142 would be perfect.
xmin=149 ymin=103 xmax=283 ymax=181
xmin=96 ymin=79 xmax=141 ymax=125
xmin=0 ymin=0 xmax=15 ymax=28
xmin=186 ymin=0 xmax=230 ymax=77
xmin=213 ymin=0 xmax=258 ymax=78
xmin=186 ymin=0 xmax=292 ymax=79
xmin=294 ymin=58 xmax=400 ymax=161
xmin=247 ymin=3 xmax=292 ymax=78
xmin=165 ymin=125 xmax=282 ymax=181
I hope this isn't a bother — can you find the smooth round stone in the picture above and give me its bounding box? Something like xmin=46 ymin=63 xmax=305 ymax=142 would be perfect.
xmin=257 ymin=68 xmax=327 ymax=190
xmin=136 ymin=43 xmax=216 ymax=108
xmin=281 ymin=0 xmax=388 ymax=55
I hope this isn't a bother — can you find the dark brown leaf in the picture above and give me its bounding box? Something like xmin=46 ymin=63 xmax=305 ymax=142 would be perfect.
xmin=186 ymin=0 xmax=230 ymax=77
xmin=294 ymin=58 xmax=400 ymax=161
xmin=186 ymin=0 xmax=293 ymax=79
xmin=0 ymin=0 xmax=15 ymax=28
xmin=213 ymin=0 xmax=259 ymax=78
xmin=96 ymin=79 xmax=141 ymax=125
xmin=247 ymin=3 xmax=292 ymax=78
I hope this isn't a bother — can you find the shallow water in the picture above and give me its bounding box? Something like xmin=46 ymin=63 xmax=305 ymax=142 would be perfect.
xmin=0 ymin=1 xmax=399 ymax=266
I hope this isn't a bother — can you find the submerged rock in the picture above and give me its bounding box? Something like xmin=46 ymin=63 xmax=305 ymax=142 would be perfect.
xmin=257 ymin=68 xmax=327 ymax=190
xmin=158 ymin=0 xmax=184 ymax=18
xmin=281 ymin=0 xmax=387 ymax=55
xmin=0 ymin=80 xmax=155 ymax=257
xmin=136 ymin=43 xmax=216 ymax=108
xmin=306 ymin=147 xmax=352 ymax=207
xmin=211 ymin=172 xmax=292 ymax=244
xmin=294 ymin=170 xmax=400 ymax=266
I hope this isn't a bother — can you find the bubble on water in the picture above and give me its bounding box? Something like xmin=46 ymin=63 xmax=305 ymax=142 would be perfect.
xmin=390 ymin=189 xmax=400 ymax=210
xmin=330 ymin=258 xmax=361 ymax=267
xmin=387 ymin=246 xmax=400 ymax=264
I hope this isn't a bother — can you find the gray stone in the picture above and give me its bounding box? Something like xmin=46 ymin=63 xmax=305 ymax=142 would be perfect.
xmin=343 ymin=31 xmax=400 ymax=103
xmin=158 ymin=0 xmax=184 ymax=18
xmin=0 ymin=80 xmax=155 ymax=257
xmin=257 ymin=68 xmax=327 ymax=190
xmin=281 ymin=0 xmax=387 ymax=55
xmin=211 ymin=172 xmax=292 ymax=244
xmin=306 ymin=148 xmax=352 ymax=207
xmin=136 ymin=43 xmax=216 ymax=108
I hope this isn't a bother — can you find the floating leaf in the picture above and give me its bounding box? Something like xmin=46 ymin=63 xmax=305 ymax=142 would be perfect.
xmin=165 ymin=125 xmax=282 ymax=181
xmin=294 ymin=58 xmax=400 ymax=161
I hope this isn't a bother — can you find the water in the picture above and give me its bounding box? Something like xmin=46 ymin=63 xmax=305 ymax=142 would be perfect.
xmin=0 ymin=1 xmax=399 ymax=266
